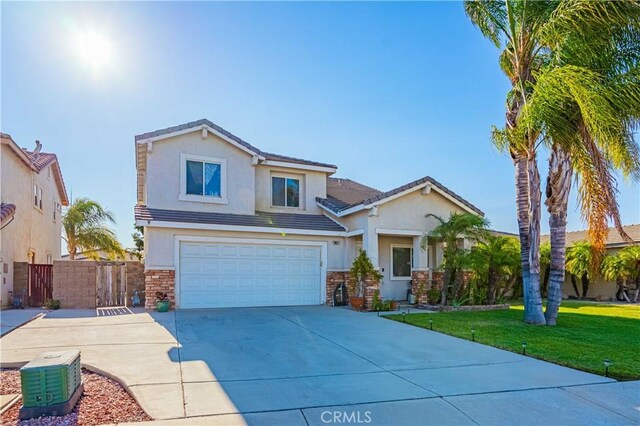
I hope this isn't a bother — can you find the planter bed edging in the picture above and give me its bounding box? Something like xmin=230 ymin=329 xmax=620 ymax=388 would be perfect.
xmin=416 ymin=303 xmax=510 ymax=312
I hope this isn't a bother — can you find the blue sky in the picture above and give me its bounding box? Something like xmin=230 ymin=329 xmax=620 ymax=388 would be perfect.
xmin=2 ymin=1 xmax=638 ymax=249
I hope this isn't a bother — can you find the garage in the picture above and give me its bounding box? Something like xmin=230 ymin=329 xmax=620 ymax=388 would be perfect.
xmin=178 ymin=240 xmax=323 ymax=308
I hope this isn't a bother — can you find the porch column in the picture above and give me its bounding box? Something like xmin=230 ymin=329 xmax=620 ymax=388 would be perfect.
xmin=413 ymin=236 xmax=427 ymax=270
xmin=363 ymin=227 xmax=379 ymax=268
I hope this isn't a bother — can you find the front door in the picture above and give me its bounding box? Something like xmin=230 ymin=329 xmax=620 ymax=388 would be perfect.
xmin=381 ymin=244 xmax=413 ymax=301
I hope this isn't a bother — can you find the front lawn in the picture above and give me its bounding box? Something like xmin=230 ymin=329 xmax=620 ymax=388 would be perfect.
xmin=387 ymin=301 xmax=640 ymax=380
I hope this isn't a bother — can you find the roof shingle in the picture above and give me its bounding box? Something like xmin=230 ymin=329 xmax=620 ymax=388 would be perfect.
xmin=318 ymin=175 xmax=484 ymax=216
xmin=135 ymin=205 xmax=346 ymax=233
xmin=541 ymin=224 xmax=640 ymax=247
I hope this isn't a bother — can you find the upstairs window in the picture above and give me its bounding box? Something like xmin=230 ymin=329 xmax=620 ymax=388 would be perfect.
xmin=186 ymin=160 xmax=221 ymax=197
xmin=180 ymin=154 xmax=227 ymax=204
xmin=53 ymin=202 xmax=61 ymax=221
xmin=34 ymin=185 xmax=43 ymax=210
xmin=272 ymin=177 xmax=300 ymax=208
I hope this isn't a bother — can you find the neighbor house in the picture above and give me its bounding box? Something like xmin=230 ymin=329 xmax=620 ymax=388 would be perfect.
xmin=0 ymin=133 xmax=69 ymax=306
xmin=135 ymin=119 xmax=484 ymax=309
xmin=541 ymin=224 xmax=640 ymax=299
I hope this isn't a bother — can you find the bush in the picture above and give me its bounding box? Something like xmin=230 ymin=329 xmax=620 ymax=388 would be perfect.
xmin=43 ymin=299 xmax=61 ymax=310
xmin=427 ymin=288 xmax=440 ymax=304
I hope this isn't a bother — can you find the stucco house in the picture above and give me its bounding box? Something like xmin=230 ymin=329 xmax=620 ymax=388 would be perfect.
xmin=135 ymin=119 xmax=484 ymax=309
xmin=541 ymin=224 xmax=640 ymax=299
xmin=0 ymin=133 xmax=69 ymax=306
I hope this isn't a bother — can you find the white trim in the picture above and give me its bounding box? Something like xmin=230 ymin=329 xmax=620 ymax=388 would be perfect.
xmin=145 ymin=265 xmax=176 ymax=271
xmin=137 ymin=124 xmax=266 ymax=160
xmin=136 ymin=219 xmax=347 ymax=237
xmin=179 ymin=153 xmax=228 ymax=204
xmin=261 ymin=160 xmax=336 ymax=174
xmin=376 ymin=228 xmax=423 ymax=237
xmin=316 ymin=181 xmax=479 ymax=217
xmin=173 ymin=235 xmax=328 ymax=309
xmin=345 ymin=229 xmax=364 ymax=237
xmin=390 ymin=243 xmax=413 ymax=281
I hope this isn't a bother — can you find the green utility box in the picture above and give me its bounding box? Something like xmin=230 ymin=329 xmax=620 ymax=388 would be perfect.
xmin=19 ymin=350 xmax=83 ymax=420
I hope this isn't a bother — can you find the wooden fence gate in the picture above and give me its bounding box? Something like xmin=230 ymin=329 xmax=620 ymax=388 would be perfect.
xmin=96 ymin=262 xmax=127 ymax=307
xmin=28 ymin=264 xmax=53 ymax=307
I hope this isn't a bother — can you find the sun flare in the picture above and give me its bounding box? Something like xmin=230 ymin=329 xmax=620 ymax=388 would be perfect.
xmin=74 ymin=30 xmax=114 ymax=71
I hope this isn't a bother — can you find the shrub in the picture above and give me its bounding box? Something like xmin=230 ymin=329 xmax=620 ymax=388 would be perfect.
xmin=43 ymin=299 xmax=61 ymax=310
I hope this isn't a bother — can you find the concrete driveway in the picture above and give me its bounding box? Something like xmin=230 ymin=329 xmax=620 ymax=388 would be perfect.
xmin=1 ymin=306 xmax=638 ymax=425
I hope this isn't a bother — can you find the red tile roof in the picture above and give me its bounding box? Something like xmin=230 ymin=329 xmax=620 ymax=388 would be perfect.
xmin=0 ymin=203 xmax=16 ymax=226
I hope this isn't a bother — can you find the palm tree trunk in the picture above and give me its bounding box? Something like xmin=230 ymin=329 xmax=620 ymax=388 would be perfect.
xmin=525 ymin=156 xmax=546 ymax=324
xmin=571 ymin=275 xmax=581 ymax=298
xmin=513 ymin=155 xmax=532 ymax=310
xmin=441 ymin=266 xmax=451 ymax=305
xmin=581 ymin=275 xmax=590 ymax=299
xmin=544 ymin=145 xmax=572 ymax=325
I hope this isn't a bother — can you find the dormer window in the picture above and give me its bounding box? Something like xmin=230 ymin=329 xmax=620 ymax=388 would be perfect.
xmin=272 ymin=176 xmax=300 ymax=208
xmin=180 ymin=154 xmax=228 ymax=204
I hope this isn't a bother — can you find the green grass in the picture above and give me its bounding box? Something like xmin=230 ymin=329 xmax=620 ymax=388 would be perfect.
xmin=387 ymin=300 xmax=640 ymax=380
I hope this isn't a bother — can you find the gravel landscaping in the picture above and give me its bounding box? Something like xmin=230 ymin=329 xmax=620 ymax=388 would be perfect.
xmin=0 ymin=368 xmax=151 ymax=426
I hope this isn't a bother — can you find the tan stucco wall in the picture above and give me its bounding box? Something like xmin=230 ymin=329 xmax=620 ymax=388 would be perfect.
xmin=143 ymin=131 xmax=331 ymax=216
xmin=144 ymin=226 xmax=347 ymax=271
xmin=145 ymin=132 xmax=256 ymax=214
xmin=0 ymin=146 xmax=63 ymax=305
xmin=255 ymin=165 xmax=327 ymax=214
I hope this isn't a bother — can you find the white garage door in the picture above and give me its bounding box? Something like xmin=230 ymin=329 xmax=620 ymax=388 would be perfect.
xmin=179 ymin=241 xmax=322 ymax=308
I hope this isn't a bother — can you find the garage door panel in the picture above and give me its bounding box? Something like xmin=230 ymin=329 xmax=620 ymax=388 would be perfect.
xmin=179 ymin=241 xmax=322 ymax=308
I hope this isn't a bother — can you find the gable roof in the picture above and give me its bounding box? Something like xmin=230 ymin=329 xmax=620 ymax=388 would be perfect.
xmin=135 ymin=119 xmax=337 ymax=169
xmin=318 ymin=175 xmax=484 ymax=217
xmin=541 ymin=224 xmax=640 ymax=248
xmin=1 ymin=133 xmax=69 ymax=205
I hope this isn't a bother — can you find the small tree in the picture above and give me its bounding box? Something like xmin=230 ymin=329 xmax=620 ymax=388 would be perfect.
xmin=63 ymin=198 xmax=124 ymax=260
xmin=566 ymin=241 xmax=599 ymax=299
xmin=467 ymin=235 xmax=521 ymax=304
xmin=603 ymin=246 xmax=640 ymax=302
xmin=421 ymin=212 xmax=490 ymax=305
xmin=131 ymin=225 xmax=144 ymax=261
xmin=349 ymin=249 xmax=382 ymax=299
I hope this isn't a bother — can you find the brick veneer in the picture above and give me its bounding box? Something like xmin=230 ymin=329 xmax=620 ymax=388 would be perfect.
xmin=145 ymin=269 xmax=175 ymax=309
xmin=411 ymin=270 xmax=474 ymax=305
xmin=325 ymin=271 xmax=380 ymax=310
xmin=12 ymin=262 xmax=29 ymax=297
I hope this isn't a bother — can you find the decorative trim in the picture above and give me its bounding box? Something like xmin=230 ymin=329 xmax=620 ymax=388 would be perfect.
xmin=376 ymin=228 xmax=423 ymax=236
xmin=261 ymin=160 xmax=336 ymax=174
xmin=173 ymin=235 xmax=328 ymax=308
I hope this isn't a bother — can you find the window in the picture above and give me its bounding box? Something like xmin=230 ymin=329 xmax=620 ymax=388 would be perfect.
xmin=53 ymin=202 xmax=61 ymax=221
xmin=34 ymin=185 xmax=43 ymax=210
xmin=272 ymin=176 xmax=300 ymax=208
xmin=391 ymin=245 xmax=413 ymax=280
xmin=186 ymin=160 xmax=221 ymax=196
xmin=180 ymin=154 xmax=227 ymax=204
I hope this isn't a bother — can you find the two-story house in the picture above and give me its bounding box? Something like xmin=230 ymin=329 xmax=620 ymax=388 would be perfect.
xmin=1 ymin=133 xmax=69 ymax=306
xmin=135 ymin=119 xmax=484 ymax=309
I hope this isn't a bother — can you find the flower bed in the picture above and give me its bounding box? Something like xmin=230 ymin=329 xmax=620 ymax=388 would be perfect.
xmin=0 ymin=368 xmax=151 ymax=425
xmin=417 ymin=303 xmax=510 ymax=312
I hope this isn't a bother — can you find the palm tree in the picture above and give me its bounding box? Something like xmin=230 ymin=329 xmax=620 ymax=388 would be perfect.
xmin=565 ymin=241 xmax=600 ymax=299
xmin=63 ymin=198 xmax=124 ymax=260
xmin=601 ymin=252 xmax=633 ymax=302
xmin=421 ymin=212 xmax=489 ymax=306
xmin=465 ymin=0 xmax=640 ymax=324
xmin=467 ymin=235 xmax=521 ymax=304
